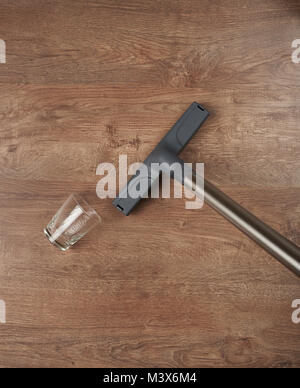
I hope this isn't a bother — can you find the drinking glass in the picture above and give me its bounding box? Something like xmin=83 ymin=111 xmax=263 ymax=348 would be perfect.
xmin=44 ymin=193 xmax=101 ymax=251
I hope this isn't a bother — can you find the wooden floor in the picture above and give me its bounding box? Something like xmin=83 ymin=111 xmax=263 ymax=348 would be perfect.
xmin=0 ymin=0 xmax=299 ymax=368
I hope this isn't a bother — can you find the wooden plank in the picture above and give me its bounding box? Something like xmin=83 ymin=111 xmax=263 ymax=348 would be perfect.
xmin=0 ymin=0 xmax=299 ymax=368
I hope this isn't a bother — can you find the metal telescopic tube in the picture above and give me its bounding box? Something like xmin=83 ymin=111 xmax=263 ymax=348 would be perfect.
xmin=183 ymin=171 xmax=300 ymax=277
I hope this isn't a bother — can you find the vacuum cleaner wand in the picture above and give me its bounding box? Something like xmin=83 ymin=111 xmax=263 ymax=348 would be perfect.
xmin=113 ymin=102 xmax=300 ymax=277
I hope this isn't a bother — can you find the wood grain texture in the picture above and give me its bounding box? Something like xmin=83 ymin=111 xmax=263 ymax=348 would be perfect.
xmin=0 ymin=0 xmax=300 ymax=368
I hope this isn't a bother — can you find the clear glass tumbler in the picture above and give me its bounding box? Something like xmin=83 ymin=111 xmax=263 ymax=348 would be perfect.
xmin=44 ymin=193 xmax=101 ymax=251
